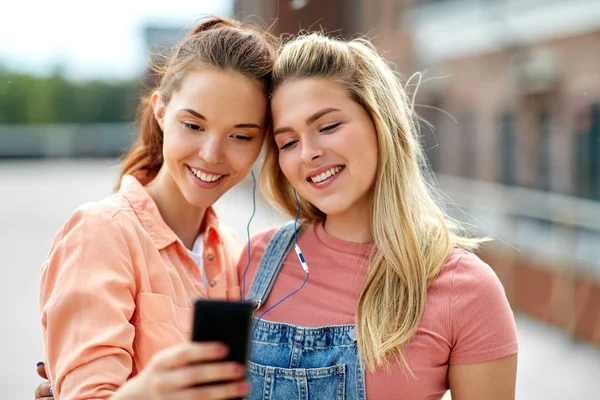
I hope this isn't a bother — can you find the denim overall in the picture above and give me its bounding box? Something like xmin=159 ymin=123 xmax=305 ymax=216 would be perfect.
xmin=246 ymin=222 xmax=367 ymax=400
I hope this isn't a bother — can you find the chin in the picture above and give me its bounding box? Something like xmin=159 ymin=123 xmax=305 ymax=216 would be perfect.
xmin=312 ymin=201 xmax=351 ymax=217
xmin=184 ymin=192 xmax=221 ymax=209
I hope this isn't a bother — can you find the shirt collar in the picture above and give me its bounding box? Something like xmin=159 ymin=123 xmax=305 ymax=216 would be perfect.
xmin=119 ymin=174 xmax=222 ymax=249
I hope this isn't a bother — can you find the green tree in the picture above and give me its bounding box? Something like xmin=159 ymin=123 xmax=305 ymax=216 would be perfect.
xmin=0 ymin=67 xmax=138 ymax=124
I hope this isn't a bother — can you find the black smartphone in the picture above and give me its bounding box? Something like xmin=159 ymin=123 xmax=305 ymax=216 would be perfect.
xmin=192 ymin=299 xmax=255 ymax=367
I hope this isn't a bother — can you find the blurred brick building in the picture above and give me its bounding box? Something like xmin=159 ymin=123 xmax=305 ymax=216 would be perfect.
xmin=412 ymin=0 xmax=600 ymax=198
xmin=234 ymin=0 xmax=416 ymax=73
xmin=408 ymin=0 xmax=600 ymax=347
xmin=234 ymin=0 xmax=600 ymax=347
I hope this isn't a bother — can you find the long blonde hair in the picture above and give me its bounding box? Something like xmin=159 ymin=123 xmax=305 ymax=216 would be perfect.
xmin=260 ymin=33 xmax=484 ymax=371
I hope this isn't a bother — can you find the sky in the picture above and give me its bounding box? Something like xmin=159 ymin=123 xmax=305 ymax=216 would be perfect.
xmin=0 ymin=0 xmax=233 ymax=80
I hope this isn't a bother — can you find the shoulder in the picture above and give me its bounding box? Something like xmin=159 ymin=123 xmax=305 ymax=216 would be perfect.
xmin=248 ymin=226 xmax=280 ymax=253
xmin=431 ymin=248 xmax=503 ymax=296
xmin=78 ymin=194 xmax=132 ymax=220
xmin=41 ymin=196 xmax=141 ymax=287
xmin=448 ymin=249 xmax=506 ymax=303
xmin=50 ymin=194 xmax=137 ymax=248
xmin=235 ymin=225 xmax=282 ymax=284
xmin=248 ymin=221 xmax=301 ymax=252
xmin=425 ymin=248 xmax=514 ymax=334
xmin=435 ymin=249 xmax=518 ymax=363
xmin=236 ymin=224 xmax=289 ymax=267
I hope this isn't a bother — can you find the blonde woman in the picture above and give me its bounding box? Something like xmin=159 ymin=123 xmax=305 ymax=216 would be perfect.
xmin=239 ymin=32 xmax=518 ymax=400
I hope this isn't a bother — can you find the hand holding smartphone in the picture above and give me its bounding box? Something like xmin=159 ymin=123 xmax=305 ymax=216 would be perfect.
xmin=192 ymin=299 xmax=255 ymax=399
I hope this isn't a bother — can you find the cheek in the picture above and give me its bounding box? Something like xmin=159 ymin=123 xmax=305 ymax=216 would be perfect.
xmin=162 ymin=124 xmax=187 ymax=160
xmin=277 ymin=152 xmax=297 ymax=183
xmin=229 ymin=143 xmax=261 ymax=174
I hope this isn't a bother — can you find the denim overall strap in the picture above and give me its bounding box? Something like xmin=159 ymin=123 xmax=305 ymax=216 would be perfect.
xmin=246 ymin=221 xmax=300 ymax=308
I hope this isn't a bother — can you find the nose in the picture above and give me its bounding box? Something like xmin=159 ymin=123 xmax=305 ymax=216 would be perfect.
xmin=198 ymin=133 xmax=225 ymax=165
xmin=300 ymin=135 xmax=323 ymax=164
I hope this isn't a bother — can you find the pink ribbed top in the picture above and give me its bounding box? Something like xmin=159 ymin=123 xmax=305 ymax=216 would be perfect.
xmin=239 ymin=222 xmax=518 ymax=399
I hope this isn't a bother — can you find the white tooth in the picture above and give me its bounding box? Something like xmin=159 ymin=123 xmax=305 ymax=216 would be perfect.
xmin=311 ymin=166 xmax=345 ymax=184
xmin=199 ymin=173 xmax=206 ymax=181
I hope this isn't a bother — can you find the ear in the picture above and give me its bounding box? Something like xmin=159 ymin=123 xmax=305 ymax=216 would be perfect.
xmin=151 ymin=91 xmax=166 ymax=130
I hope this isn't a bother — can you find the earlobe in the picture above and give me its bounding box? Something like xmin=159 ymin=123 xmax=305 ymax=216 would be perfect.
xmin=151 ymin=91 xmax=165 ymax=130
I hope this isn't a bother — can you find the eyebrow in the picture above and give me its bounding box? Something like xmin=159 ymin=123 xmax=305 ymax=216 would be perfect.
xmin=180 ymin=108 xmax=261 ymax=129
xmin=273 ymin=107 xmax=341 ymax=136
xmin=181 ymin=108 xmax=206 ymax=120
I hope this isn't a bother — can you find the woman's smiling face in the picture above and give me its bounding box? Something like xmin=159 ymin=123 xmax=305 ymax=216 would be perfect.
xmin=271 ymin=78 xmax=378 ymax=219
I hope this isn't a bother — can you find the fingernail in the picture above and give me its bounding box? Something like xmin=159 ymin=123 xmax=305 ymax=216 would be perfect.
xmin=49 ymin=387 xmax=53 ymax=394
xmin=36 ymin=361 xmax=44 ymax=367
xmin=217 ymin=344 xmax=229 ymax=354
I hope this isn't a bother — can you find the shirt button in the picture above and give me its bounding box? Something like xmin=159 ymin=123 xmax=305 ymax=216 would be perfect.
xmin=209 ymin=280 xmax=217 ymax=287
xmin=206 ymin=253 xmax=215 ymax=261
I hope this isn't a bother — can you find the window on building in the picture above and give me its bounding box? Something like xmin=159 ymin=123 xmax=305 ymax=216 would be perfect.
xmin=499 ymin=112 xmax=516 ymax=186
xmin=590 ymin=103 xmax=600 ymax=200
xmin=459 ymin=112 xmax=477 ymax=178
xmin=537 ymin=109 xmax=552 ymax=191
xmin=576 ymin=103 xmax=600 ymax=200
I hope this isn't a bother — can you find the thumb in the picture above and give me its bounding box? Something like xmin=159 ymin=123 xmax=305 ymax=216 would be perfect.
xmin=37 ymin=362 xmax=48 ymax=379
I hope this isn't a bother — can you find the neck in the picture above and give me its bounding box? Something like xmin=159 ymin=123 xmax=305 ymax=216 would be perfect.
xmin=146 ymin=168 xmax=206 ymax=250
xmin=323 ymin=201 xmax=373 ymax=244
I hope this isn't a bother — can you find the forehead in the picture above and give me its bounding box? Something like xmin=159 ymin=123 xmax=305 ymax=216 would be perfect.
xmin=170 ymin=68 xmax=267 ymax=119
xmin=271 ymin=79 xmax=351 ymax=118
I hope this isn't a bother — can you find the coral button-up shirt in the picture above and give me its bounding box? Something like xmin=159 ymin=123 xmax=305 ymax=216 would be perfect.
xmin=39 ymin=174 xmax=241 ymax=399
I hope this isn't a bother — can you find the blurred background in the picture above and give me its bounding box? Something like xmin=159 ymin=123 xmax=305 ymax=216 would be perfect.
xmin=1 ymin=0 xmax=599 ymax=398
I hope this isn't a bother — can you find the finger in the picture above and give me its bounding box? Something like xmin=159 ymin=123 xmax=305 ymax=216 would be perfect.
xmin=36 ymin=362 xmax=48 ymax=379
xmin=35 ymin=382 xmax=52 ymax=398
xmin=152 ymin=342 xmax=228 ymax=371
xmin=36 ymin=397 xmax=54 ymax=400
xmin=178 ymin=380 xmax=250 ymax=400
xmin=154 ymin=362 xmax=245 ymax=392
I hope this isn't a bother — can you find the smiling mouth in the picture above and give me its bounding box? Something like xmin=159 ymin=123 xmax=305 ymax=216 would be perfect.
xmin=188 ymin=166 xmax=225 ymax=183
xmin=308 ymin=166 xmax=345 ymax=184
